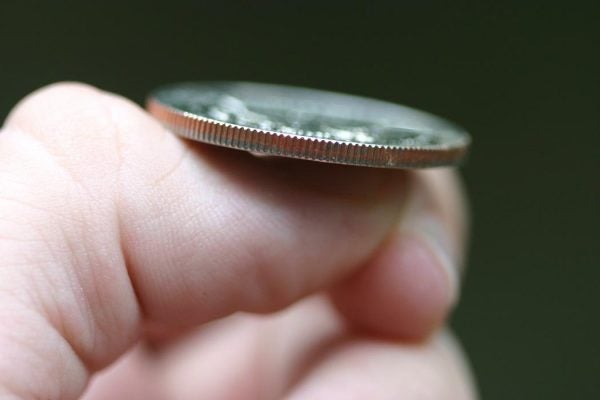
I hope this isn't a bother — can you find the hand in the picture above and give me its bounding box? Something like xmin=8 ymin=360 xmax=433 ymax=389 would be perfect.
xmin=0 ymin=83 xmax=475 ymax=399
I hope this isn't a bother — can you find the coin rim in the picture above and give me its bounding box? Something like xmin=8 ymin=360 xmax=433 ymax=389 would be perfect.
xmin=146 ymin=85 xmax=469 ymax=169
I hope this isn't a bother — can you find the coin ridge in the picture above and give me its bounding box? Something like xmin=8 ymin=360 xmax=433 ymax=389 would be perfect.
xmin=147 ymin=96 xmax=468 ymax=169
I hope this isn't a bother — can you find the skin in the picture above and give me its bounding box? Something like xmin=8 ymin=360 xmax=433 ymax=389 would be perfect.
xmin=0 ymin=83 xmax=476 ymax=399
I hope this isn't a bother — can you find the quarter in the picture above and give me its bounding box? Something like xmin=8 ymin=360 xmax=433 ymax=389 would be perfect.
xmin=147 ymin=82 xmax=470 ymax=168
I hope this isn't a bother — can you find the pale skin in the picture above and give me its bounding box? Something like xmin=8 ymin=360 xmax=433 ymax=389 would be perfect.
xmin=0 ymin=83 xmax=476 ymax=399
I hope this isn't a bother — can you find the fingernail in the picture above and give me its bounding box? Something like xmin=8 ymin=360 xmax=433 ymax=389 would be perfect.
xmin=404 ymin=212 xmax=459 ymax=307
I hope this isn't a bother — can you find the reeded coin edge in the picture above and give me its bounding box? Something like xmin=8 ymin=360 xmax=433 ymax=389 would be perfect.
xmin=146 ymin=98 xmax=468 ymax=169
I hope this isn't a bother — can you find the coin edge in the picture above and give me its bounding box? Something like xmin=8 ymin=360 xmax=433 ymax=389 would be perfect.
xmin=146 ymin=97 xmax=468 ymax=169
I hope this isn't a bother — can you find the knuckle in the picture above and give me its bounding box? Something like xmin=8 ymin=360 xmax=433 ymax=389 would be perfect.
xmin=0 ymin=84 xmax=142 ymax=366
xmin=7 ymin=81 xmax=101 ymax=131
xmin=7 ymin=81 xmax=113 ymax=143
xmin=3 ymin=82 xmax=135 ymax=190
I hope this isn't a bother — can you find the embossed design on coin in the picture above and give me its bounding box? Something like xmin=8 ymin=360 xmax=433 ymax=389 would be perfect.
xmin=147 ymin=82 xmax=470 ymax=168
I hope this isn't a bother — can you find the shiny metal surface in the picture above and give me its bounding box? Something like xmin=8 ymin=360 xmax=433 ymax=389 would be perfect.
xmin=147 ymin=82 xmax=470 ymax=168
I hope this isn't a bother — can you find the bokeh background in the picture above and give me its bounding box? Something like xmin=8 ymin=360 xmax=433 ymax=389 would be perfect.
xmin=1 ymin=1 xmax=598 ymax=398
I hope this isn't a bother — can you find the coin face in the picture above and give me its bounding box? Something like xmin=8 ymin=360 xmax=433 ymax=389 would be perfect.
xmin=147 ymin=82 xmax=470 ymax=168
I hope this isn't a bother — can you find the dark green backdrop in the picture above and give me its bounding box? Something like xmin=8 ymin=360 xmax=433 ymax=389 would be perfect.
xmin=1 ymin=1 xmax=598 ymax=398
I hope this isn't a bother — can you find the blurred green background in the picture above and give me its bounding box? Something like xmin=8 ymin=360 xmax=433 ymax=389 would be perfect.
xmin=1 ymin=1 xmax=598 ymax=398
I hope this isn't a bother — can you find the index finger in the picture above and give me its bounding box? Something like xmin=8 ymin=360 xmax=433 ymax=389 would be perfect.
xmin=0 ymin=82 xmax=418 ymax=398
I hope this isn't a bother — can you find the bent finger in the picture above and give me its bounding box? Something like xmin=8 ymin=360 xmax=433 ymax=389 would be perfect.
xmin=82 ymin=298 xmax=477 ymax=400
xmin=285 ymin=331 xmax=477 ymax=400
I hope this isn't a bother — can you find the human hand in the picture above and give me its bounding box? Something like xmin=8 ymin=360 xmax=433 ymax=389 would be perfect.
xmin=0 ymin=83 xmax=475 ymax=399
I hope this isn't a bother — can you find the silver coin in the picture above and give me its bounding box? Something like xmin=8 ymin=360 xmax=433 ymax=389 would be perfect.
xmin=147 ymin=81 xmax=470 ymax=168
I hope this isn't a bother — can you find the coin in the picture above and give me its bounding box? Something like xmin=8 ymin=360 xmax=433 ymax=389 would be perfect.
xmin=146 ymin=82 xmax=470 ymax=168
